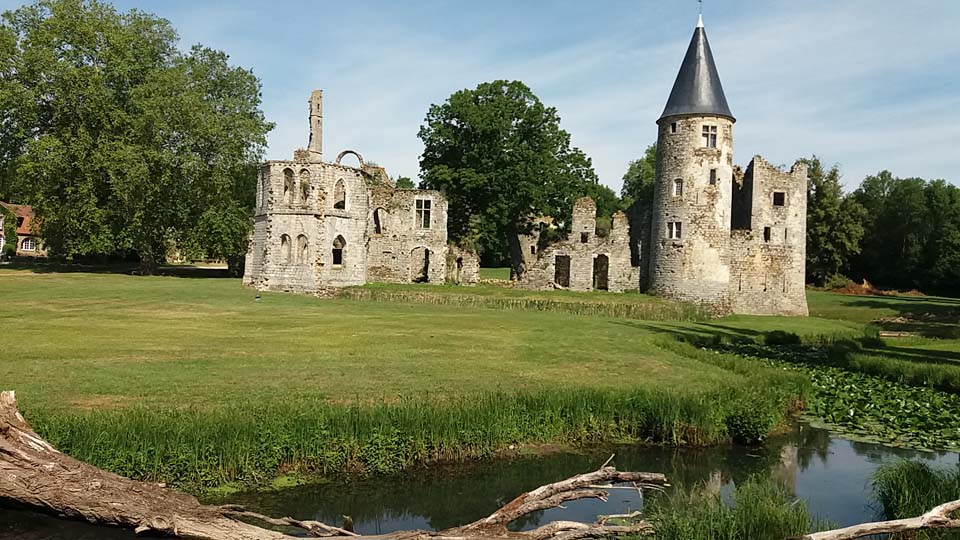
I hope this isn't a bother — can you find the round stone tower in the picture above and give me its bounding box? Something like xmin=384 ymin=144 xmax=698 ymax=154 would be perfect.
xmin=648 ymin=15 xmax=737 ymax=307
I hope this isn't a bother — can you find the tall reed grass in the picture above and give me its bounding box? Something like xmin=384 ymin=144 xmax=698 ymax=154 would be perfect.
xmin=648 ymin=476 xmax=831 ymax=540
xmin=28 ymin=384 xmax=801 ymax=491
xmin=873 ymin=461 xmax=960 ymax=528
xmin=337 ymin=288 xmax=708 ymax=321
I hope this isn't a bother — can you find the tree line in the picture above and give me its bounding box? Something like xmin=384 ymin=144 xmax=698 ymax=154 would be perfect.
xmin=1 ymin=1 xmax=956 ymax=296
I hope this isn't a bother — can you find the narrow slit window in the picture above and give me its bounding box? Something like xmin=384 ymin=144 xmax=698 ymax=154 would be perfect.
xmin=530 ymin=245 xmax=536 ymax=255
xmin=709 ymin=169 xmax=717 ymax=185
xmin=415 ymin=199 xmax=432 ymax=229
xmin=702 ymin=125 xmax=718 ymax=148
xmin=763 ymin=227 xmax=771 ymax=243
xmin=673 ymin=178 xmax=683 ymax=197
xmin=333 ymin=179 xmax=346 ymax=210
xmin=784 ymin=228 xmax=789 ymax=243
xmin=773 ymin=192 xmax=786 ymax=206
xmin=332 ymin=235 xmax=346 ymax=266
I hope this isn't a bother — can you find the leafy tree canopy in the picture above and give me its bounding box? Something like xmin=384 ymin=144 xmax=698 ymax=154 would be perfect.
xmin=620 ymin=143 xmax=657 ymax=208
xmin=0 ymin=0 xmax=272 ymax=273
xmin=800 ymin=156 xmax=864 ymax=284
xmin=419 ymin=80 xmax=600 ymax=260
xmin=394 ymin=176 xmax=415 ymax=189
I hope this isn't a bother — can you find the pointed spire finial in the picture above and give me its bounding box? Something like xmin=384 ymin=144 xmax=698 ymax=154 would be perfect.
xmin=697 ymin=0 xmax=704 ymax=27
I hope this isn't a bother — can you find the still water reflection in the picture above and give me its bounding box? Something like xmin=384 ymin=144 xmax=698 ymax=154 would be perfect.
xmin=2 ymin=425 xmax=957 ymax=539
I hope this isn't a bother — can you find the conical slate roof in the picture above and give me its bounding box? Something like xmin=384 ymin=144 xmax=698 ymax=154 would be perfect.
xmin=659 ymin=17 xmax=735 ymax=123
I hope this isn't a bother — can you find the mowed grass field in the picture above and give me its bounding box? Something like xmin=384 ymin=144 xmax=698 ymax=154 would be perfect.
xmin=0 ymin=269 xmax=854 ymax=412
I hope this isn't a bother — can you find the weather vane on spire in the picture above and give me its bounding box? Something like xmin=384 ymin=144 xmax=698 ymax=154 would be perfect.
xmin=699 ymin=0 xmax=702 ymax=14
xmin=697 ymin=0 xmax=704 ymax=27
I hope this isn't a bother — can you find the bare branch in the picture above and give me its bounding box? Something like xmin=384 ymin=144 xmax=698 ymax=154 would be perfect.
xmin=798 ymin=499 xmax=960 ymax=540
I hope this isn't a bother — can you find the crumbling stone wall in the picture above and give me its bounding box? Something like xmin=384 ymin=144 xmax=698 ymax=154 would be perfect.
xmin=516 ymin=197 xmax=639 ymax=292
xmin=727 ymin=158 xmax=808 ymax=316
xmin=446 ymin=245 xmax=480 ymax=285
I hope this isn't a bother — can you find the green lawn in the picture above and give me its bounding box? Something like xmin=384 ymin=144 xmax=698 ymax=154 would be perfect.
xmin=0 ymin=269 xmax=855 ymax=413
xmin=479 ymin=267 xmax=510 ymax=280
xmin=5 ymin=269 xmax=959 ymax=486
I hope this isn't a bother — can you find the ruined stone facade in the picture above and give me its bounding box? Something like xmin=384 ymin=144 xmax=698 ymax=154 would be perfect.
xmin=243 ymin=91 xmax=456 ymax=292
xmin=516 ymin=17 xmax=808 ymax=316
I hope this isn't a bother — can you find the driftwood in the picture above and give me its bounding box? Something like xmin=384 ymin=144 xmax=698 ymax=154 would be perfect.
xmin=798 ymin=499 xmax=960 ymax=540
xmin=0 ymin=390 xmax=665 ymax=540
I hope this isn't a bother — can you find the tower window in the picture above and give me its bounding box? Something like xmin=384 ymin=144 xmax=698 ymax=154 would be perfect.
xmin=580 ymin=232 xmax=589 ymax=243
xmin=667 ymin=222 xmax=683 ymax=240
xmin=415 ymin=199 xmax=432 ymax=229
xmin=773 ymin=192 xmax=786 ymax=206
xmin=670 ymin=122 xmax=678 ymax=134
xmin=530 ymin=245 xmax=536 ymax=255
xmin=672 ymin=178 xmax=683 ymax=197
xmin=763 ymin=227 xmax=771 ymax=243
xmin=709 ymin=169 xmax=717 ymax=185
xmin=702 ymin=125 xmax=717 ymax=148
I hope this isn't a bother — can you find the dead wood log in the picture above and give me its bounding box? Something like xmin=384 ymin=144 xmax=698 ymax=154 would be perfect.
xmin=798 ymin=499 xmax=960 ymax=540
xmin=0 ymin=390 xmax=665 ymax=540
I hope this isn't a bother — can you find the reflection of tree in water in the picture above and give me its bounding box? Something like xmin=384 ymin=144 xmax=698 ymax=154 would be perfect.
xmin=223 ymin=438 xmax=804 ymax=534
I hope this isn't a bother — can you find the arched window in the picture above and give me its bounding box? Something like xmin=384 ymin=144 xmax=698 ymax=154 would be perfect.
xmin=373 ymin=208 xmax=385 ymax=234
xmin=333 ymin=179 xmax=346 ymax=210
xmin=20 ymin=237 xmax=36 ymax=251
xmin=280 ymin=234 xmax=292 ymax=264
xmin=299 ymin=169 xmax=311 ymax=205
xmin=332 ymin=235 xmax=346 ymax=266
xmin=296 ymin=235 xmax=309 ymax=263
xmin=672 ymin=178 xmax=683 ymax=197
xmin=283 ymin=169 xmax=295 ymax=205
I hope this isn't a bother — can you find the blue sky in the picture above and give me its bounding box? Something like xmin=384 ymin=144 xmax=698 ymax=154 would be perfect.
xmin=3 ymin=0 xmax=958 ymax=191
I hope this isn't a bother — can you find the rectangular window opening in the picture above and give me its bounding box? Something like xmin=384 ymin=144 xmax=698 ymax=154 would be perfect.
xmin=702 ymin=125 xmax=717 ymax=148
xmin=668 ymin=221 xmax=683 ymax=240
xmin=332 ymin=248 xmax=343 ymax=266
xmin=670 ymin=122 xmax=678 ymax=134
xmin=763 ymin=227 xmax=771 ymax=243
xmin=773 ymin=192 xmax=786 ymax=206
xmin=415 ymin=199 xmax=432 ymax=229
xmin=673 ymin=179 xmax=683 ymax=197
xmin=709 ymin=169 xmax=717 ymax=185
xmin=580 ymin=232 xmax=589 ymax=243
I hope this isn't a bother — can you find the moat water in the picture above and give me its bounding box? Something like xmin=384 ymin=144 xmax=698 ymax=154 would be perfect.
xmin=2 ymin=425 xmax=958 ymax=539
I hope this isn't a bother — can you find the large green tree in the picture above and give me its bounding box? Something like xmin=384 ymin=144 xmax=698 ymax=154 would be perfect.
xmin=1 ymin=0 xmax=272 ymax=274
xmin=800 ymin=156 xmax=864 ymax=285
xmin=419 ymin=80 xmax=600 ymax=266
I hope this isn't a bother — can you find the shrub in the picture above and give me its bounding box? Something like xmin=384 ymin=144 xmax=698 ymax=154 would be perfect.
xmin=824 ymin=274 xmax=855 ymax=290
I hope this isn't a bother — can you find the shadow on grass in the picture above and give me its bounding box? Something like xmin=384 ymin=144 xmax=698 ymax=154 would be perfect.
xmin=844 ymin=296 xmax=960 ymax=340
xmin=0 ymin=260 xmax=233 ymax=279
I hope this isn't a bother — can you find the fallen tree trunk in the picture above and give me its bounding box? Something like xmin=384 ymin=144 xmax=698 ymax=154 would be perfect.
xmin=798 ymin=499 xmax=960 ymax=540
xmin=0 ymin=390 xmax=665 ymax=540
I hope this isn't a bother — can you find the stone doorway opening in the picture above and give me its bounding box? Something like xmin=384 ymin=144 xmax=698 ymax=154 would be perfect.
xmin=412 ymin=247 xmax=431 ymax=283
xmin=554 ymin=255 xmax=571 ymax=288
xmin=593 ymin=254 xmax=609 ymax=291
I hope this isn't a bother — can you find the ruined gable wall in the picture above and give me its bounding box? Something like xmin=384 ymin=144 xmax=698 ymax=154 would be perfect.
xmin=727 ymin=158 xmax=808 ymax=316
xmin=648 ymin=116 xmax=735 ymax=309
xmin=366 ymin=187 xmax=448 ymax=284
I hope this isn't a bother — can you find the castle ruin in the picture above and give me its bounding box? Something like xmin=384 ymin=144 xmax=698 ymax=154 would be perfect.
xmin=515 ymin=16 xmax=809 ymax=316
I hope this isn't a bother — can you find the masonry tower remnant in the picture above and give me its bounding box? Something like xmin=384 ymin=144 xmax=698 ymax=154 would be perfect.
xmin=308 ymin=90 xmax=323 ymax=162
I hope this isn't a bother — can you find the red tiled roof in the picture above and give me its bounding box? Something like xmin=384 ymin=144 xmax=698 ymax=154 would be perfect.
xmin=0 ymin=202 xmax=36 ymax=236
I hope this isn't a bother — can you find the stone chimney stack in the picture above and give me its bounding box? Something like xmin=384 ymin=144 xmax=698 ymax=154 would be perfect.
xmin=308 ymin=90 xmax=323 ymax=162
